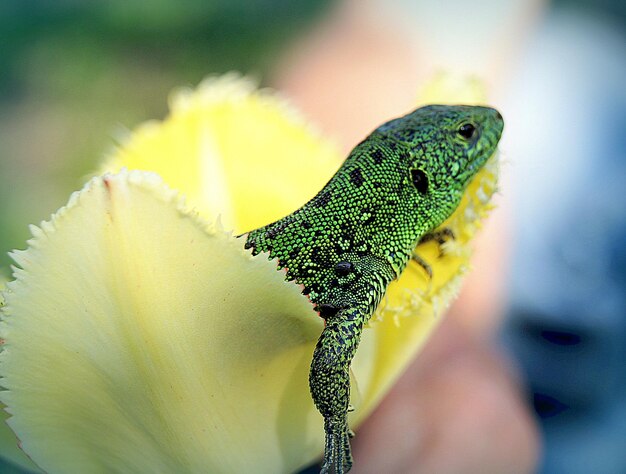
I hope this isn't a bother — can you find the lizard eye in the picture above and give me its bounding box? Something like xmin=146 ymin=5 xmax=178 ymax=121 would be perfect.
xmin=457 ymin=123 xmax=476 ymax=140
xmin=410 ymin=169 xmax=429 ymax=194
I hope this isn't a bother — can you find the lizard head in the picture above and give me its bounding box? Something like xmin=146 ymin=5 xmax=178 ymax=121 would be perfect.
xmin=375 ymin=104 xmax=504 ymax=230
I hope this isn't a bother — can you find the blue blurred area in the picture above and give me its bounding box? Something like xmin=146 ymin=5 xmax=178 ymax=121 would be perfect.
xmin=501 ymin=6 xmax=626 ymax=473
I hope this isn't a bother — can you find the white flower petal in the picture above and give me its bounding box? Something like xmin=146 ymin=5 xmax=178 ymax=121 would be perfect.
xmin=0 ymin=171 xmax=325 ymax=473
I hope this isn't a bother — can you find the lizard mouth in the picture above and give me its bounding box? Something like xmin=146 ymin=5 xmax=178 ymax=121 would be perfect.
xmin=466 ymin=109 xmax=503 ymax=177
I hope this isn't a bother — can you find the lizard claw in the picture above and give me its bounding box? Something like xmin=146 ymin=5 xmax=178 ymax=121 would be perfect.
xmin=411 ymin=252 xmax=433 ymax=281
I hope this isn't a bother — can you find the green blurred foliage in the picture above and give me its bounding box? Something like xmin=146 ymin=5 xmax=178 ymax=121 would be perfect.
xmin=0 ymin=0 xmax=332 ymax=277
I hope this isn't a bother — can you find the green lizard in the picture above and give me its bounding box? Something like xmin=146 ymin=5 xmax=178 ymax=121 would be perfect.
xmin=243 ymin=105 xmax=503 ymax=473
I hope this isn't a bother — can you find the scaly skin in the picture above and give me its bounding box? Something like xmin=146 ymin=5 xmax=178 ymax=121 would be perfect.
xmin=243 ymin=105 xmax=504 ymax=473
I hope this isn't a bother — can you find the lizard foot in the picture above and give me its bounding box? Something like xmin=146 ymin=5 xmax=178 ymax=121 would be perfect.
xmin=412 ymin=227 xmax=455 ymax=281
xmin=418 ymin=227 xmax=456 ymax=256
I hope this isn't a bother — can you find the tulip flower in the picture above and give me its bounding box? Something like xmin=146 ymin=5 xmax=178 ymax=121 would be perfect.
xmin=0 ymin=74 xmax=498 ymax=473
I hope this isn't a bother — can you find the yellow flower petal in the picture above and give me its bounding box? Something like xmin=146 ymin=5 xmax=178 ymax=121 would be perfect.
xmin=1 ymin=171 xmax=328 ymax=473
xmin=100 ymin=73 xmax=343 ymax=233
xmin=418 ymin=72 xmax=488 ymax=105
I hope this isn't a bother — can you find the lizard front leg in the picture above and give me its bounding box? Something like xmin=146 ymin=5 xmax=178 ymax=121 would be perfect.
xmin=310 ymin=307 xmax=365 ymax=474
xmin=412 ymin=227 xmax=456 ymax=279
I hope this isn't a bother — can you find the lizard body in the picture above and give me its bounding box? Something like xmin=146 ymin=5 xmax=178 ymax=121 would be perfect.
xmin=244 ymin=105 xmax=503 ymax=473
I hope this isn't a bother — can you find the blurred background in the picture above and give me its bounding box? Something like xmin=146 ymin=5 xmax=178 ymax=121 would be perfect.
xmin=0 ymin=0 xmax=624 ymax=473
